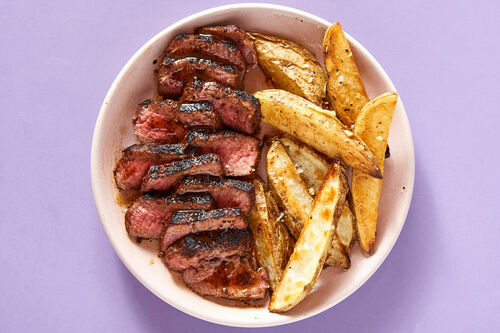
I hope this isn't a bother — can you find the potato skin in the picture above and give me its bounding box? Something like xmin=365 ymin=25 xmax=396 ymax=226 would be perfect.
xmin=323 ymin=22 xmax=370 ymax=126
xmin=248 ymin=178 xmax=294 ymax=291
xmin=266 ymin=140 xmax=313 ymax=238
xmin=251 ymin=32 xmax=327 ymax=106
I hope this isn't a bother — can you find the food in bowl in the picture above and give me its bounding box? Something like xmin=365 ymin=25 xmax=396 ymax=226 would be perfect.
xmin=111 ymin=21 xmax=397 ymax=312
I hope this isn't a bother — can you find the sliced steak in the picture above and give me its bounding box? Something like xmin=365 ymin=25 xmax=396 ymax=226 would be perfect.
xmin=125 ymin=193 xmax=213 ymax=239
xmin=164 ymin=229 xmax=252 ymax=271
xmin=157 ymin=57 xmax=241 ymax=98
xmin=114 ymin=144 xmax=192 ymax=190
xmin=184 ymin=129 xmax=260 ymax=177
xmin=183 ymin=255 xmax=269 ymax=300
xmin=133 ymin=99 xmax=221 ymax=145
xmin=141 ymin=153 xmax=223 ymax=192
xmin=167 ymin=33 xmax=246 ymax=76
xmin=197 ymin=25 xmax=257 ymax=68
xmin=160 ymin=208 xmax=247 ymax=251
xmin=176 ymin=175 xmax=255 ymax=214
xmin=180 ymin=80 xmax=260 ymax=135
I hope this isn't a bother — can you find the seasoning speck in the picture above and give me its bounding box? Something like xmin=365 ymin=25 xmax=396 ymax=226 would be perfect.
xmin=276 ymin=212 xmax=285 ymax=222
xmin=149 ymin=259 xmax=154 ymax=265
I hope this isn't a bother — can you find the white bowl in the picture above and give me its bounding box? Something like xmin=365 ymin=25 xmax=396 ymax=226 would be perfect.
xmin=91 ymin=3 xmax=415 ymax=328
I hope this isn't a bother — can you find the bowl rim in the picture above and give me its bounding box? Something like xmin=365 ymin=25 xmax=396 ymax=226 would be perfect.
xmin=91 ymin=2 xmax=415 ymax=327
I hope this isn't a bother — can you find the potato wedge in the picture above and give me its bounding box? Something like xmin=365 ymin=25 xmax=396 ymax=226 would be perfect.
xmin=279 ymin=135 xmax=355 ymax=254
xmin=251 ymin=32 xmax=327 ymax=106
xmin=270 ymin=137 xmax=351 ymax=268
xmin=352 ymin=92 xmax=398 ymax=253
xmin=266 ymin=140 xmax=312 ymax=238
xmin=269 ymin=161 xmax=348 ymax=312
xmin=248 ymin=178 xmax=294 ymax=290
xmin=263 ymin=189 xmax=295 ymax=270
xmin=323 ymin=22 xmax=370 ymax=126
xmin=325 ymin=232 xmax=350 ymax=268
xmin=278 ymin=136 xmax=329 ymax=195
xmin=336 ymin=194 xmax=356 ymax=250
xmin=255 ymin=89 xmax=382 ymax=178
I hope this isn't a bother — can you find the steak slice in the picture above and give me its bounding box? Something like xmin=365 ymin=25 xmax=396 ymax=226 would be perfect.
xmin=114 ymin=143 xmax=192 ymax=190
xmin=197 ymin=25 xmax=257 ymax=68
xmin=141 ymin=153 xmax=223 ymax=192
xmin=157 ymin=57 xmax=241 ymax=99
xmin=176 ymin=175 xmax=255 ymax=214
xmin=184 ymin=129 xmax=260 ymax=177
xmin=133 ymin=99 xmax=221 ymax=145
xmin=160 ymin=208 xmax=247 ymax=251
xmin=183 ymin=255 xmax=269 ymax=300
xmin=164 ymin=229 xmax=252 ymax=271
xmin=180 ymin=80 xmax=260 ymax=135
xmin=125 ymin=193 xmax=213 ymax=239
xmin=167 ymin=33 xmax=246 ymax=76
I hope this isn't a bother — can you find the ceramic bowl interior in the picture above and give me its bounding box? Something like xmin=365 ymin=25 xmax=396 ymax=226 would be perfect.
xmin=91 ymin=3 xmax=415 ymax=327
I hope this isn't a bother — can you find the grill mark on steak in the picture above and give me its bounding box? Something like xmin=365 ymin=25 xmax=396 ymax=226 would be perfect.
xmin=133 ymin=99 xmax=221 ymax=145
xmin=125 ymin=193 xmax=213 ymax=239
xmin=197 ymin=25 xmax=257 ymax=68
xmin=114 ymin=143 xmax=192 ymax=191
xmin=160 ymin=208 xmax=247 ymax=251
xmin=157 ymin=57 xmax=241 ymax=99
xmin=164 ymin=229 xmax=252 ymax=271
xmin=184 ymin=129 xmax=260 ymax=177
xmin=167 ymin=33 xmax=246 ymax=76
xmin=180 ymin=80 xmax=261 ymax=135
xmin=141 ymin=153 xmax=223 ymax=192
xmin=183 ymin=255 xmax=269 ymax=300
xmin=176 ymin=175 xmax=255 ymax=214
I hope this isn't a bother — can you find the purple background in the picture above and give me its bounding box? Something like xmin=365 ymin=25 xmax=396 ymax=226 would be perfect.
xmin=1 ymin=0 xmax=499 ymax=331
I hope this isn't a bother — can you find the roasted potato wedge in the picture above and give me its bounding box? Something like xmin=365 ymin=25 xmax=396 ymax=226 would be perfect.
xmin=267 ymin=139 xmax=350 ymax=268
xmin=255 ymin=89 xmax=382 ymax=178
xmin=266 ymin=140 xmax=312 ymax=238
xmin=336 ymin=202 xmax=356 ymax=251
xmin=352 ymin=92 xmax=398 ymax=253
xmin=323 ymin=22 xmax=370 ymax=126
xmin=251 ymin=32 xmax=327 ymax=106
xmin=269 ymin=161 xmax=348 ymax=312
xmin=280 ymin=135 xmax=356 ymax=257
xmin=278 ymin=136 xmax=329 ymax=195
xmin=325 ymin=232 xmax=350 ymax=268
xmin=248 ymin=178 xmax=294 ymax=290
xmin=263 ymin=189 xmax=295 ymax=270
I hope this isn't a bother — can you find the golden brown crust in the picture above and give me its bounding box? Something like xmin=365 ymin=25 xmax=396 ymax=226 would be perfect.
xmin=323 ymin=22 xmax=370 ymax=126
xmin=352 ymin=92 xmax=398 ymax=253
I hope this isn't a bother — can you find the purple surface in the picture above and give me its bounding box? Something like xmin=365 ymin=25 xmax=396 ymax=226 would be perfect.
xmin=1 ymin=0 xmax=499 ymax=331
